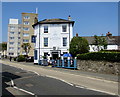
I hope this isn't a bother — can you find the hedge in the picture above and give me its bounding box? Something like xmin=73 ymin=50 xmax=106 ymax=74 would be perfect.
xmin=77 ymin=51 xmax=120 ymax=62
xmin=17 ymin=55 xmax=26 ymax=62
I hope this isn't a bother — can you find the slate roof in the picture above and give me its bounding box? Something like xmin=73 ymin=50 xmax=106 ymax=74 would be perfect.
xmin=82 ymin=36 xmax=120 ymax=45
xmin=33 ymin=18 xmax=75 ymax=27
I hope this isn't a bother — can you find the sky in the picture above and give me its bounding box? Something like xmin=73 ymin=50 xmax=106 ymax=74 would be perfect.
xmin=2 ymin=2 xmax=118 ymax=42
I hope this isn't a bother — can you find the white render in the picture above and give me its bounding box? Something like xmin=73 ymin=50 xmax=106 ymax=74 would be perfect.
xmin=9 ymin=19 xmax=19 ymax=24
xmin=89 ymin=45 xmax=118 ymax=52
xmin=34 ymin=23 xmax=74 ymax=64
xmin=7 ymin=19 xmax=21 ymax=57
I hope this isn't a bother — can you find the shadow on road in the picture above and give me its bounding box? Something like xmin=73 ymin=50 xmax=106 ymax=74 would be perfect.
xmin=2 ymin=72 xmax=21 ymax=96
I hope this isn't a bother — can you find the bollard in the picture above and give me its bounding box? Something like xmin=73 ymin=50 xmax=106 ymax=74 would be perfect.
xmin=67 ymin=57 xmax=70 ymax=68
xmin=74 ymin=57 xmax=77 ymax=69
xmin=61 ymin=56 xmax=64 ymax=68
xmin=57 ymin=60 xmax=60 ymax=67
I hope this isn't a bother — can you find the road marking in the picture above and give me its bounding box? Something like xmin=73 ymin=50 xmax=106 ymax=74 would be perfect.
xmin=3 ymin=75 xmax=35 ymax=95
xmin=26 ymin=70 xmax=40 ymax=76
xmin=45 ymin=75 xmax=74 ymax=86
xmin=14 ymin=86 xmax=35 ymax=95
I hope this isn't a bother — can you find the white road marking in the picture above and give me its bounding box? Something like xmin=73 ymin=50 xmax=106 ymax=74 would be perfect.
xmin=45 ymin=75 xmax=74 ymax=86
xmin=3 ymin=75 xmax=35 ymax=95
xmin=13 ymin=86 xmax=35 ymax=95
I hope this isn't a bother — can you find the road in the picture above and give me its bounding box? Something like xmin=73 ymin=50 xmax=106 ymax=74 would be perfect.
xmin=2 ymin=64 xmax=117 ymax=96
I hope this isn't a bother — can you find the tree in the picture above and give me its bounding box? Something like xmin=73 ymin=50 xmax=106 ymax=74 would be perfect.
xmin=69 ymin=36 xmax=89 ymax=57
xmin=92 ymin=35 xmax=107 ymax=51
xmin=21 ymin=43 xmax=31 ymax=56
xmin=1 ymin=42 xmax=7 ymax=58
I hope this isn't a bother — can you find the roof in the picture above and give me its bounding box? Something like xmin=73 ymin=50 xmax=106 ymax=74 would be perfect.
xmin=32 ymin=18 xmax=75 ymax=27
xmin=82 ymin=36 xmax=120 ymax=45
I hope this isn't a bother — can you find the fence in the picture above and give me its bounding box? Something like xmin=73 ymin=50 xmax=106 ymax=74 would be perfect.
xmin=38 ymin=58 xmax=77 ymax=69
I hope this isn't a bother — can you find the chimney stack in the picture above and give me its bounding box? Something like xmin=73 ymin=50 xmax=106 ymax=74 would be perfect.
xmin=106 ymin=32 xmax=112 ymax=37
xmin=68 ymin=15 xmax=71 ymax=21
xmin=76 ymin=33 xmax=78 ymax=37
xmin=34 ymin=17 xmax=38 ymax=24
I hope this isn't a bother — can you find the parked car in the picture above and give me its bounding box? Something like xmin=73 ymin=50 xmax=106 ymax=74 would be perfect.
xmin=26 ymin=56 xmax=34 ymax=62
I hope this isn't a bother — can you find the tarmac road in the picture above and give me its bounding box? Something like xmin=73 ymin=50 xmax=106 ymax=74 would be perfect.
xmin=2 ymin=64 xmax=117 ymax=96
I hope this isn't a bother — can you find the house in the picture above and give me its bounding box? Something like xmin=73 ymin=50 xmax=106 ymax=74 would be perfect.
xmin=32 ymin=16 xmax=75 ymax=64
xmin=82 ymin=32 xmax=120 ymax=52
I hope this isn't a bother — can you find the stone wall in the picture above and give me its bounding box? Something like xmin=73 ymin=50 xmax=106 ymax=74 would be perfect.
xmin=77 ymin=60 xmax=120 ymax=75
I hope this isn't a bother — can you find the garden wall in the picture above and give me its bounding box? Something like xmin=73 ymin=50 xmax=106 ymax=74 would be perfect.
xmin=77 ymin=60 xmax=119 ymax=75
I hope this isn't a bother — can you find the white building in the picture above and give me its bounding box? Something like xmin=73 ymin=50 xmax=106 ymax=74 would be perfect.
xmin=82 ymin=32 xmax=120 ymax=52
xmin=32 ymin=17 xmax=75 ymax=64
xmin=7 ymin=19 xmax=22 ymax=57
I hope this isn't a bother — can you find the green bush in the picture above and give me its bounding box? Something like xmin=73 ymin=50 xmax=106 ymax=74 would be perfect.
xmin=17 ymin=55 xmax=26 ymax=62
xmin=77 ymin=51 xmax=120 ymax=62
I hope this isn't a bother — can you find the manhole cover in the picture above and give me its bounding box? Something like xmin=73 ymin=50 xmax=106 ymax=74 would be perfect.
xmin=25 ymin=84 xmax=33 ymax=87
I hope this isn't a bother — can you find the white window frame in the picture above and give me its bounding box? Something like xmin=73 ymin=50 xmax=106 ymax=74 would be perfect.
xmin=62 ymin=25 xmax=67 ymax=32
xmin=23 ymin=39 xmax=29 ymax=43
xmin=24 ymin=21 xmax=29 ymax=25
xmin=23 ymin=33 xmax=29 ymax=37
xmin=24 ymin=16 xmax=30 ymax=19
xmin=63 ymin=37 xmax=67 ymax=47
xmin=23 ymin=27 xmax=29 ymax=31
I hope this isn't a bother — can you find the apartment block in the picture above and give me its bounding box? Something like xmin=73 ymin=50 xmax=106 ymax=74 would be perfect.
xmin=7 ymin=13 xmax=38 ymax=57
xmin=7 ymin=19 xmax=22 ymax=57
xmin=21 ymin=13 xmax=38 ymax=56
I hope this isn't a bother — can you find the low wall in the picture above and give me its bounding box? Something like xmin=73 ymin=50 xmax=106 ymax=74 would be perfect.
xmin=77 ymin=60 xmax=119 ymax=75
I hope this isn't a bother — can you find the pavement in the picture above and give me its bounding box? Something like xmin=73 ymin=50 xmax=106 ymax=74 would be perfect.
xmin=1 ymin=59 xmax=119 ymax=96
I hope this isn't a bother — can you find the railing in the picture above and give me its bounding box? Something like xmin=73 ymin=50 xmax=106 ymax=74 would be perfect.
xmin=38 ymin=58 xmax=77 ymax=69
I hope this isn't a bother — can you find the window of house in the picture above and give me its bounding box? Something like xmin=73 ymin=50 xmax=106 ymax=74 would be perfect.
xmin=24 ymin=21 xmax=29 ymax=25
xmin=18 ymin=47 xmax=20 ymax=50
xmin=10 ymin=26 xmax=15 ymax=30
xmin=9 ymin=42 xmax=14 ymax=45
xmin=23 ymin=33 xmax=29 ymax=37
xmin=44 ymin=26 xmax=48 ymax=33
xmin=23 ymin=27 xmax=29 ymax=31
xmin=18 ymin=37 xmax=21 ymax=39
xmin=24 ymin=16 xmax=30 ymax=19
xmin=23 ymin=39 xmax=29 ymax=43
xmin=44 ymin=52 xmax=48 ymax=59
xmin=63 ymin=37 xmax=67 ymax=46
xmin=63 ymin=52 xmax=67 ymax=54
xmin=31 ymin=35 xmax=36 ymax=43
xmin=10 ymin=37 xmax=14 ymax=39
xmin=9 ymin=47 xmax=14 ymax=50
xmin=18 ymin=32 xmax=21 ymax=34
xmin=9 ymin=53 xmax=14 ymax=55
xmin=10 ymin=32 xmax=14 ymax=34
xmin=44 ymin=38 xmax=48 ymax=47
xmin=18 ymin=42 xmax=20 ymax=45
xmin=62 ymin=25 xmax=67 ymax=32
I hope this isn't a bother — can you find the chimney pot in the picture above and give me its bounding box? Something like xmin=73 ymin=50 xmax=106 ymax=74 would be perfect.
xmin=68 ymin=15 xmax=71 ymax=21
xmin=76 ymin=33 xmax=78 ymax=37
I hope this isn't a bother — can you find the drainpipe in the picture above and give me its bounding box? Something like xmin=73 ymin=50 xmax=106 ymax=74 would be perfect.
xmin=68 ymin=23 xmax=70 ymax=53
xmin=39 ymin=24 xmax=40 ymax=64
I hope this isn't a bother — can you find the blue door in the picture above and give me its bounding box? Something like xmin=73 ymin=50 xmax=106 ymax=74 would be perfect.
xmin=34 ymin=50 xmax=37 ymax=60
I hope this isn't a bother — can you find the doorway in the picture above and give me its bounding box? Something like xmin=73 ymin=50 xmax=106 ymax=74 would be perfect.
xmin=52 ymin=52 xmax=58 ymax=60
